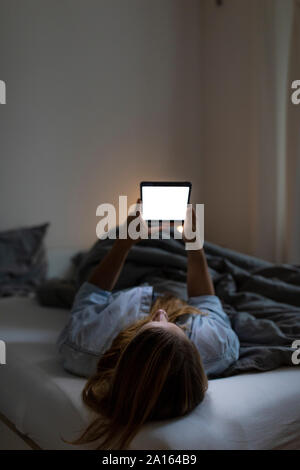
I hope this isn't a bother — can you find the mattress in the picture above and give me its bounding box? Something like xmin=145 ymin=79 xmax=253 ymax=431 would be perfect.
xmin=0 ymin=296 xmax=299 ymax=450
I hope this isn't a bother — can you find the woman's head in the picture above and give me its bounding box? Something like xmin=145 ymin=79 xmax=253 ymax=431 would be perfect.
xmin=145 ymin=307 xmax=187 ymax=337
xmin=71 ymin=295 xmax=208 ymax=450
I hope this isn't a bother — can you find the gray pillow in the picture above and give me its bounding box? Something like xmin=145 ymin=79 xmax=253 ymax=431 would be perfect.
xmin=0 ymin=223 xmax=49 ymax=296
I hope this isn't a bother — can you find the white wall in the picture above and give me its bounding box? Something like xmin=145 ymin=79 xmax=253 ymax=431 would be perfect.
xmin=202 ymin=0 xmax=258 ymax=255
xmin=252 ymin=0 xmax=293 ymax=262
xmin=1 ymin=0 xmax=294 ymax=262
xmin=202 ymin=0 xmax=293 ymax=261
xmin=285 ymin=0 xmax=300 ymax=263
xmin=274 ymin=0 xmax=294 ymax=262
xmin=0 ymin=0 xmax=203 ymax=251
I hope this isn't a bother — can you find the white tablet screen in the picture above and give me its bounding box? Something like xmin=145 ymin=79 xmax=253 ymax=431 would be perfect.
xmin=141 ymin=185 xmax=190 ymax=221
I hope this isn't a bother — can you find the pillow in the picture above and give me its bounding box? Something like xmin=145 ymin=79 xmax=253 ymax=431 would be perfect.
xmin=0 ymin=223 xmax=49 ymax=296
xmin=36 ymin=252 xmax=86 ymax=309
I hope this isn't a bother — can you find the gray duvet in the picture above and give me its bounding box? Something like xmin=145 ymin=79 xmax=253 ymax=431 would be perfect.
xmin=37 ymin=236 xmax=300 ymax=377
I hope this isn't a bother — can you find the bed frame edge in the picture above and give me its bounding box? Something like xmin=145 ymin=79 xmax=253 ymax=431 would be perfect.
xmin=0 ymin=411 xmax=42 ymax=450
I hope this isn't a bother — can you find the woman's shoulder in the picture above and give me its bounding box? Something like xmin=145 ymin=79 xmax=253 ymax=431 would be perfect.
xmin=188 ymin=294 xmax=222 ymax=310
xmin=188 ymin=294 xmax=231 ymax=328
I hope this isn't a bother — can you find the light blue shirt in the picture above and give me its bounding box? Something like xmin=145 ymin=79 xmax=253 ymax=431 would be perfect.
xmin=57 ymin=282 xmax=240 ymax=378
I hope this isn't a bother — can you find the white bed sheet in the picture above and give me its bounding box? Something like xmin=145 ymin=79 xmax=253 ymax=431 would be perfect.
xmin=0 ymin=297 xmax=299 ymax=450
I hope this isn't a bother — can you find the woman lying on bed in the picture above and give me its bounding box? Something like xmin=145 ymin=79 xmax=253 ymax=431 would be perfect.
xmin=57 ymin=204 xmax=240 ymax=450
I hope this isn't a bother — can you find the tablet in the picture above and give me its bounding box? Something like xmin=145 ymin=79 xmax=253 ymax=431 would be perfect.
xmin=140 ymin=181 xmax=192 ymax=221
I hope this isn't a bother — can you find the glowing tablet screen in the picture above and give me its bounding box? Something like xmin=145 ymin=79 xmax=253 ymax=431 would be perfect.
xmin=141 ymin=183 xmax=191 ymax=221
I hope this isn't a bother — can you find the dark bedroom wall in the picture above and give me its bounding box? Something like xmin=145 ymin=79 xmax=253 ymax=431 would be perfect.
xmin=0 ymin=0 xmax=203 ymax=251
xmin=202 ymin=0 xmax=293 ymax=261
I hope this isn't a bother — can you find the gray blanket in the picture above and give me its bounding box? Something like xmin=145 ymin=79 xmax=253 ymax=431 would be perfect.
xmin=37 ymin=236 xmax=300 ymax=377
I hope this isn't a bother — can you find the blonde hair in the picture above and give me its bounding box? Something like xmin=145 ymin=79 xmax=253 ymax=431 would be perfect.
xmin=69 ymin=294 xmax=208 ymax=449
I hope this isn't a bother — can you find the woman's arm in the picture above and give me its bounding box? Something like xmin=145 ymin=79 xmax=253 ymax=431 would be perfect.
xmin=89 ymin=198 xmax=156 ymax=291
xmin=184 ymin=207 xmax=215 ymax=297
xmin=89 ymin=199 xmax=140 ymax=290
xmin=187 ymin=248 xmax=215 ymax=297
xmin=88 ymin=239 xmax=133 ymax=291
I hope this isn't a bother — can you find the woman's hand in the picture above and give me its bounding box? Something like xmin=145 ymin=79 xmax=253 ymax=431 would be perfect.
xmin=120 ymin=198 xmax=162 ymax=246
xmin=118 ymin=198 xmax=146 ymax=247
xmin=89 ymin=198 xmax=163 ymax=290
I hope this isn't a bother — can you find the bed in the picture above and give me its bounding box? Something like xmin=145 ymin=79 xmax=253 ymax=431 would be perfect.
xmin=0 ymin=248 xmax=299 ymax=450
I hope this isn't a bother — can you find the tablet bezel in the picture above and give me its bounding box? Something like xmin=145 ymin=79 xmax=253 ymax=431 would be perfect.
xmin=140 ymin=181 xmax=192 ymax=222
